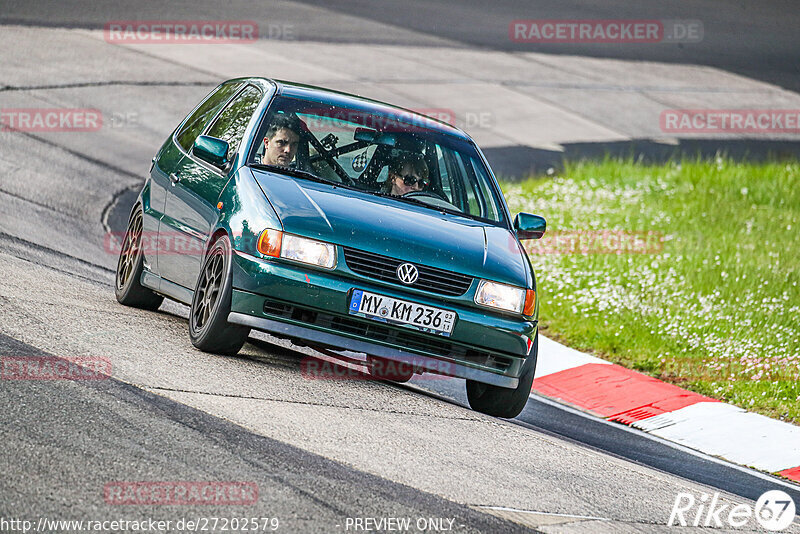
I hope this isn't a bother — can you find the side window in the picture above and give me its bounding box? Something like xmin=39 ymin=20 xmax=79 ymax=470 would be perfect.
xmin=205 ymin=85 xmax=263 ymax=161
xmin=176 ymin=82 xmax=242 ymax=152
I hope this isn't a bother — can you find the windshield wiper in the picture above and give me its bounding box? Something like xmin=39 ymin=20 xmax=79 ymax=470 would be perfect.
xmin=250 ymin=163 xmax=335 ymax=185
xmin=250 ymin=163 xmax=362 ymax=191
xmin=371 ymin=191 xmax=478 ymax=220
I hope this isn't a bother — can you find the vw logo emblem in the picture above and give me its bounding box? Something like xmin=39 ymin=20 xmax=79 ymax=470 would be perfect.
xmin=396 ymin=263 xmax=419 ymax=285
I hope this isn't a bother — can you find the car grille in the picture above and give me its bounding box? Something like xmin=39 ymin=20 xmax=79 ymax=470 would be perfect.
xmin=342 ymin=247 xmax=473 ymax=296
xmin=262 ymin=300 xmax=513 ymax=373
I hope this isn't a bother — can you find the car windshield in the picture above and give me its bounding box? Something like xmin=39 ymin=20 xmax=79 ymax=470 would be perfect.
xmin=248 ymin=94 xmax=507 ymax=225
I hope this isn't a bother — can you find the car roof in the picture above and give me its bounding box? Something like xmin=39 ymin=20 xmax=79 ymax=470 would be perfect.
xmin=231 ymin=77 xmax=471 ymax=141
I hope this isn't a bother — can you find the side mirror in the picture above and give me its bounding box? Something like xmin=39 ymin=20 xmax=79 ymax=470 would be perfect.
xmin=193 ymin=135 xmax=229 ymax=167
xmin=514 ymin=213 xmax=546 ymax=240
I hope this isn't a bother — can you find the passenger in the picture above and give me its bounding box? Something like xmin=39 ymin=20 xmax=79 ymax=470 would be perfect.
xmin=261 ymin=115 xmax=301 ymax=166
xmin=382 ymin=153 xmax=430 ymax=196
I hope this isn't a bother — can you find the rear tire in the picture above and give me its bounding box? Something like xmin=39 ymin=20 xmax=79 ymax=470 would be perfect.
xmin=189 ymin=234 xmax=250 ymax=355
xmin=366 ymin=355 xmax=415 ymax=383
xmin=466 ymin=333 xmax=538 ymax=418
xmin=115 ymin=207 xmax=164 ymax=310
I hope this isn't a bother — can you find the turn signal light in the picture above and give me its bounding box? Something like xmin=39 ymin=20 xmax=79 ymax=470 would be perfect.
xmin=257 ymin=229 xmax=283 ymax=257
xmin=523 ymin=289 xmax=536 ymax=316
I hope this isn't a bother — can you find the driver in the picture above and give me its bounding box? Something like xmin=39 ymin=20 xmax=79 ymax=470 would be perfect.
xmin=260 ymin=115 xmax=301 ymax=166
xmin=383 ymin=153 xmax=430 ymax=196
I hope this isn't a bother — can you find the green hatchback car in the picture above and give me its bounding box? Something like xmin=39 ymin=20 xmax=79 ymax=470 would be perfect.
xmin=115 ymin=77 xmax=546 ymax=418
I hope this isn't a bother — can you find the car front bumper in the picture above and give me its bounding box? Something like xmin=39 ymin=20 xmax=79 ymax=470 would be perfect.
xmin=229 ymin=251 xmax=537 ymax=388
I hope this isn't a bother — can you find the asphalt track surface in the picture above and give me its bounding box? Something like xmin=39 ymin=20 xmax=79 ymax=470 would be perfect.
xmin=291 ymin=0 xmax=800 ymax=94
xmin=405 ymin=375 xmax=800 ymax=505
xmin=4 ymin=0 xmax=800 ymax=180
xmin=0 ymin=333 xmax=529 ymax=533
xmin=1 ymin=2 xmax=799 ymax=533
xmin=3 ymin=0 xmax=798 ymax=92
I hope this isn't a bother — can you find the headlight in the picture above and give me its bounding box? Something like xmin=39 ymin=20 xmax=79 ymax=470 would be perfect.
xmin=282 ymin=234 xmax=336 ymax=268
xmin=257 ymin=230 xmax=336 ymax=269
xmin=475 ymin=280 xmax=535 ymax=315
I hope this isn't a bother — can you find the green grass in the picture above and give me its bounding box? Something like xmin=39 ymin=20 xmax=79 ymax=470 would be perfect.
xmin=501 ymin=158 xmax=800 ymax=423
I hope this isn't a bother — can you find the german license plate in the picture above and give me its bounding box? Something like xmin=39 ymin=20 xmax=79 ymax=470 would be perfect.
xmin=348 ymin=289 xmax=456 ymax=336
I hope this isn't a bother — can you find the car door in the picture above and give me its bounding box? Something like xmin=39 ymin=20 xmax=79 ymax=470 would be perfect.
xmin=153 ymin=81 xmax=243 ymax=284
xmin=159 ymin=84 xmax=264 ymax=290
xmin=142 ymin=140 xmax=179 ymax=275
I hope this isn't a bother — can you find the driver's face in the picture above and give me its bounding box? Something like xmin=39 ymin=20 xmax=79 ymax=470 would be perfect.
xmin=263 ymin=128 xmax=300 ymax=166
xmin=390 ymin=163 xmax=424 ymax=196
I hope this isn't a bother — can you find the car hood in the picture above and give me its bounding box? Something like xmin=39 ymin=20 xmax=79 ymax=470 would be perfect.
xmin=251 ymin=168 xmax=529 ymax=286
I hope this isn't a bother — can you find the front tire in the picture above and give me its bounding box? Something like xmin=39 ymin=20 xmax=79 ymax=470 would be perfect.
xmin=466 ymin=333 xmax=538 ymax=418
xmin=189 ymin=234 xmax=250 ymax=355
xmin=115 ymin=207 xmax=164 ymax=310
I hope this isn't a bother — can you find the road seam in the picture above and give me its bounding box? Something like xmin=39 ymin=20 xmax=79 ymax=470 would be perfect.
xmin=0 ymin=80 xmax=213 ymax=92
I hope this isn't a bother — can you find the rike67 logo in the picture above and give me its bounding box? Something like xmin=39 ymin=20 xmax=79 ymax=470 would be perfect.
xmin=669 ymin=490 xmax=796 ymax=530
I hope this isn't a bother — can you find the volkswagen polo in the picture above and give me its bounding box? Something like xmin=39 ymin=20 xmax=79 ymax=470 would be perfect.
xmin=115 ymin=77 xmax=546 ymax=418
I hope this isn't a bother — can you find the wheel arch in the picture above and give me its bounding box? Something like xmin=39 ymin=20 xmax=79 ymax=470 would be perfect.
xmin=204 ymin=227 xmax=232 ymax=257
